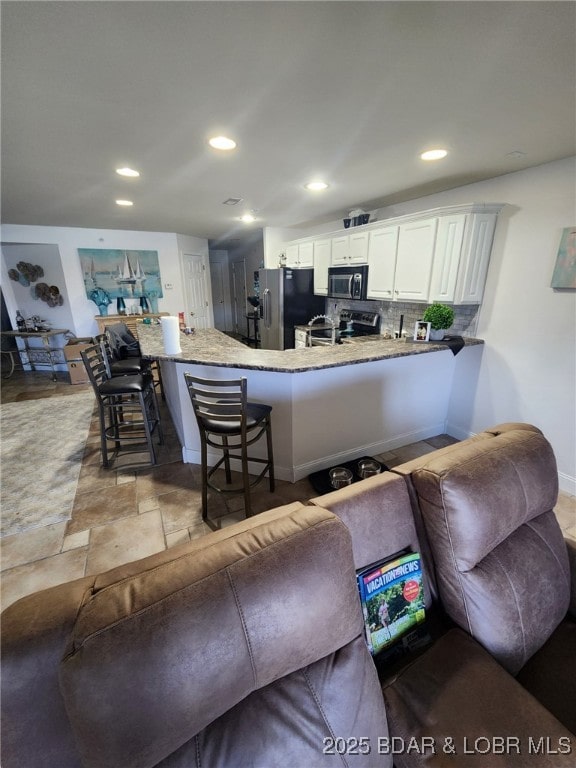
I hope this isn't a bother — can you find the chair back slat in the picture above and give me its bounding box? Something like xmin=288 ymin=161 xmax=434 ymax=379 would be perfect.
xmin=184 ymin=374 xmax=247 ymax=427
xmin=80 ymin=344 xmax=110 ymax=390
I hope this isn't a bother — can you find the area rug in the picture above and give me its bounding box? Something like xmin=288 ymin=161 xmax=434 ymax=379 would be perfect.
xmin=0 ymin=391 xmax=95 ymax=538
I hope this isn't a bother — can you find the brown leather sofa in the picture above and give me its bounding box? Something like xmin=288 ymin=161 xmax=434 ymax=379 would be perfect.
xmin=312 ymin=423 xmax=576 ymax=766
xmin=2 ymin=424 xmax=575 ymax=767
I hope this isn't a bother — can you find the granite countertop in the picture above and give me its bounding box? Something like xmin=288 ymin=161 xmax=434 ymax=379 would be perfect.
xmin=136 ymin=324 xmax=483 ymax=373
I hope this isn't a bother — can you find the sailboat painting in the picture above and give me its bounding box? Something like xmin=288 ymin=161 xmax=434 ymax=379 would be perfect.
xmin=78 ymin=248 xmax=163 ymax=301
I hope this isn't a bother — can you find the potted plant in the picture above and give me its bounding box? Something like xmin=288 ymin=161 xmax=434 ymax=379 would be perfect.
xmin=423 ymin=303 xmax=454 ymax=341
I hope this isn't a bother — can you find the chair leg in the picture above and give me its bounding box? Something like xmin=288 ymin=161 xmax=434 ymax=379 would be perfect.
xmin=97 ymin=401 xmax=110 ymax=468
xmin=200 ymin=432 xmax=210 ymax=524
xmin=139 ymin=392 xmax=157 ymax=465
xmin=222 ymin=435 xmax=232 ymax=484
xmin=241 ymin=437 xmax=252 ymax=517
xmin=150 ymin=387 xmax=164 ymax=445
xmin=266 ymin=417 xmax=275 ymax=492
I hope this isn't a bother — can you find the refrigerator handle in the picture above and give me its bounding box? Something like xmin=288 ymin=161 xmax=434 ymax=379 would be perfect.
xmin=263 ymin=288 xmax=271 ymax=328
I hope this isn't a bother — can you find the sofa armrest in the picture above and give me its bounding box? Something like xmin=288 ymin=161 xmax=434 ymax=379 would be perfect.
xmin=1 ymin=576 xmax=94 ymax=768
xmin=566 ymin=537 xmax=576 ymax=618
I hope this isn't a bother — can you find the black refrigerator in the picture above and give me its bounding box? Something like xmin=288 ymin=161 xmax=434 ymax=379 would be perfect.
xmin=258 ymin=268 xmax=326 ymax=350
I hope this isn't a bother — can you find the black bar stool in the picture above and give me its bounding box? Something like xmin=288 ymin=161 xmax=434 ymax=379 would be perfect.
xmin=81 ymin=343 xmax=163 ymax=468
xmin=96 ymin=329 xmax=164 ymax=400
xmin=184 ymin=374 xmax=275 ymax=528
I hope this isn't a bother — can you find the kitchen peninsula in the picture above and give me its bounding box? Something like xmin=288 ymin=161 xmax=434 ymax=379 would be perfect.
xmin=138 ymin=324 xmax=483 ymax=481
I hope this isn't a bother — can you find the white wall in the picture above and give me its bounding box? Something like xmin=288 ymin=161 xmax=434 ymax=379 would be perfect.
xmin=280 ymin=158 xmax=576 ymax=493
xmin=1 ymin=225 xmax=208 ymax=337
xmin=242 ymin=161 xmax=576 ymax=494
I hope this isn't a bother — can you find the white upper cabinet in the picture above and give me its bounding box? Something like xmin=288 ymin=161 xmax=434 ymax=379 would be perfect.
xmin=455 ymin=213 xmax=498 ymax=303
xmin=313 ymin=238 xmax=331 ymax=295
xmin=366 ymin=226 xmax=399 ymax=300
xmin=429 ymin=214 xmax=467 ymax=302
xmin=331 ymin=235 xmax=349 ymax=265
xmin=330 ymin=231 xmax=369 ymax=265
xmin=280 ymin=203 xmax=503 ymax=305
xmin=286 ymin=240 xmax=314 ymax=268
xmin=393 ymin=218 xmax=438 ymax=301
xmin=429 ymin=211 xmax=499 ymax=303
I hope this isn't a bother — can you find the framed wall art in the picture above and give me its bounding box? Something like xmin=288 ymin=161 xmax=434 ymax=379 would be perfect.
xmin=78 ymin=248 xmax=163 ymax=313
xmin=550 ymin=227 xmax=576 ymax=289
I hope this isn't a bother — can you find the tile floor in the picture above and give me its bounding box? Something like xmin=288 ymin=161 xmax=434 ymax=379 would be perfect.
xmin=1 ymin=370 xmax=575 ymax=611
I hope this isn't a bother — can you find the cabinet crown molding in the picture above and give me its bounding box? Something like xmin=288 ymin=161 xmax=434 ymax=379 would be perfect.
xmin=285 ymin=202 xmax=506 ymax=246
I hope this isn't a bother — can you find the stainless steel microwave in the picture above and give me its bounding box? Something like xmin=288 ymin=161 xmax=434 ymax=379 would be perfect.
xmin=327 ymin=265 xmax=368 ymax=300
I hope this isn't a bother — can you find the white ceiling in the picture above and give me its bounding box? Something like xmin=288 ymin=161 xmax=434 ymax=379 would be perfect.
xmin=2 ymin=1 xmax=575 ymax=245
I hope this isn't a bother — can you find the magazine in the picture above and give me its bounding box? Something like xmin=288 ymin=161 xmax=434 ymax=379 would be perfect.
xmin=357 ymin=550 xmax=426 ymax=657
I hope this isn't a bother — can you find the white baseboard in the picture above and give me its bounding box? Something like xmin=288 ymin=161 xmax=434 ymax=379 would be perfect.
xmin=183 ymin=423 xmax=446 ymax=483
xmin=558 ymin=471 xmax=576 ymax=497
xmin=183 ymin=426 xmax=575 ymax=495
xmin=290 ymin=423 xmax=446 ymax=482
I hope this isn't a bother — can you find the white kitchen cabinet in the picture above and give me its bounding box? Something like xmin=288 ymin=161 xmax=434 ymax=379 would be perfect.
xmin=455 ymin=213 xmax=498 ymax=303
xmin=349 ymin=231 xmax=369 ymax=263
xmin=429 ymin=214 xmax=466 ymax=302
xmin=393 ymin=218 xmax=438 ymax=301
xmin=279 ymin=202 xmax=503 ymax=305
xmin=330 ymin=231 xmax=368 ymax=265
xmin=331 ymin=235 xmax=350 ymax=265
xmin=366 ymin=226 xmax=399 ymax=300
xmin=286 ymin=240 xmax=314 ymax=268
xmin=429 ymin=212 xmax=498 ymax=303
xmin=313 ymin=238 xmax=331 ymax=295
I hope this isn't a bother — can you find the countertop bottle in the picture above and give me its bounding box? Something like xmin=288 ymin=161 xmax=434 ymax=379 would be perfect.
xmin=15 ymin=310 xmax=25 ymax=331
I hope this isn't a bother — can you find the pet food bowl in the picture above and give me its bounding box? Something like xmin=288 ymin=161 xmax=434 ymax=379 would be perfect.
xmin=357 ymin=459 xmax=382 ymax=479
xmin=329 ymin=467 xmax=353 ymax=489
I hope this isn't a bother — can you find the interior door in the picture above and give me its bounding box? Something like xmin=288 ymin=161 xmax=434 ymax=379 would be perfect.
xmin=182 ymin=253 xmax=212 ymax=329
xmin=209 ymin=260 xmax=231 ymax=331
xmin=231 ymin=259 xmax=246 ymax=334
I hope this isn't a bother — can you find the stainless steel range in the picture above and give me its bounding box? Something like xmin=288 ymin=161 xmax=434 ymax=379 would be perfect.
xmin=338 ymin=309 xmax=381 ymax=340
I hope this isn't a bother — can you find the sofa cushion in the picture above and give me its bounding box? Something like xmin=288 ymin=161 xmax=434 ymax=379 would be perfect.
xmin=309 ymin=473 xmax=435 ymax=610
xmin=59 ymin=505 xmax=375 ymax=768
xmin=410 ymin=427 xmax=570 ymax=673
xmin=382 ymin=628 xmax=575 ymax=768
xmin=156 ymin=636 xmax=390 ymax=767
xmin=411 ymin=428 xmax=558 ymax=571
xmin=516 ymin=618 xmax=576 ymax=735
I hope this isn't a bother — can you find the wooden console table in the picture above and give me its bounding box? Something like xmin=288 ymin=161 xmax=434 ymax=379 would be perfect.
xmin=1 ymin=329 xmax=70 ymax=380
xmin=94 ymin=313 xmax=168 ymax=336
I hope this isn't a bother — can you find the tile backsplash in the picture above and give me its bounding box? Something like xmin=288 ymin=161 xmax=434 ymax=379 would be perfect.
xmin=325 ymin=299 xmax=480 ymax=338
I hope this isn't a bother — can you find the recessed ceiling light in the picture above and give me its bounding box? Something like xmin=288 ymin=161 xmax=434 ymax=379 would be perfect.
xmin=209 ymin=136 xmax=237 ymax=151
xmin=116 ymin=167 xmax=140 ymax=177
xmin=420 ymin=149 xmax=448 ymax=161
xmin=305 ymin=180 xmax=329 ymax=191
xmin=240 ymin=213 xmax=256 ymax=223
xmin=115 ymin=199 xmax=133 ymax=207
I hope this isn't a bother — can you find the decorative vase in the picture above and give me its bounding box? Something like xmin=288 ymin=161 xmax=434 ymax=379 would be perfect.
xmin=116 ymin=297 xmax=126 ymax=315
xmin=430 ymin=328 xmax=445 ymax=341
xmin=148 ymin=292 xmax=159 ymax=314
xmin=140 ymin=296 xmax=150 ymax=313
xmin=98 ymin=304 xmax=108 ymax=317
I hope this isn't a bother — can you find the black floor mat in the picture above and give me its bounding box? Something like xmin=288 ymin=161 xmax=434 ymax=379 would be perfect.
xmin=308 ymin=456 xmax=388 ymax=495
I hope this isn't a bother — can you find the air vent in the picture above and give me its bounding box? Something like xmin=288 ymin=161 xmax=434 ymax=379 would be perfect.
xmin=222 ymin=197 xmax=243 ymax=206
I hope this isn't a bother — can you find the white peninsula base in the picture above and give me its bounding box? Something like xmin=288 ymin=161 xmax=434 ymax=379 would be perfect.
xmin=159 ymin=345 xmax=482 ymax=482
